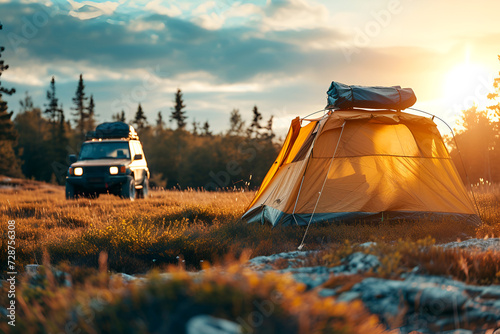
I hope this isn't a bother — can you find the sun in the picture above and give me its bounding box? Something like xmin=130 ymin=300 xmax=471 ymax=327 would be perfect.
xmin=443 ymin=62 xmax=491 ymax=109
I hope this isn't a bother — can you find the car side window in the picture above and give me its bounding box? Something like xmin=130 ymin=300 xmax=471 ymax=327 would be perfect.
xmin=129 ymin=142 xmax=136 ymax=158
xmin=133 ymin=142 xmax=143 ymax=156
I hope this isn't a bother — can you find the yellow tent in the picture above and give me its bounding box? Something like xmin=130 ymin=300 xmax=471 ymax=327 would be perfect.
xmin=242 ymin=109 xmax=480 ymax=226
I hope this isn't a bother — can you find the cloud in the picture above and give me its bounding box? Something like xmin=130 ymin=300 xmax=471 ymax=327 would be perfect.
xmin=3 ymin=0 xmax=498 ymax=135
xmin=261 ymin=0 xmax=329 ymax=31
xmin=67 ymin=0 xmax=120 ymax=20
xmin=143 ymin=0 xmax=182 ymax=17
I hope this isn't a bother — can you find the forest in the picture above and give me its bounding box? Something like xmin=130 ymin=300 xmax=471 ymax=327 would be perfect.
xmin=1 ymin=77 xmax=280 ymax=190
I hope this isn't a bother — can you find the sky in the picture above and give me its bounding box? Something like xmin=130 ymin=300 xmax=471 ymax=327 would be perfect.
xmin=1 ymin=0 xmax=500 ymax=136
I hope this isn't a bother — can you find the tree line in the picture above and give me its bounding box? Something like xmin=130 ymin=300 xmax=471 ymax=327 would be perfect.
xmin=3 ymin=76 xmax=279 ymax=189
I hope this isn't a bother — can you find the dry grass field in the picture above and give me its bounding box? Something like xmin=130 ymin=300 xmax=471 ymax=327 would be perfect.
xmin=2 ymin=180 xmax=499 ymax=274
xmin=1 ymin=178 xmax=499 ymax=333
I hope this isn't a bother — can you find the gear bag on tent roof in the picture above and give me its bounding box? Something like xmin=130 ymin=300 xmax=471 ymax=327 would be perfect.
xmin=326 ymin=81 xmax=417 ymax=110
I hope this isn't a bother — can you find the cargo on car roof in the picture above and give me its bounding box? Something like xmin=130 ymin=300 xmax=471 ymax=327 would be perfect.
xmin=86 ymin=122 xmax=139 ymax=140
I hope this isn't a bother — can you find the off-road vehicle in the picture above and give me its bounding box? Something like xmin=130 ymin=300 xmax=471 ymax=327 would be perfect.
xmin=66 ymin=122 xmax=149 ymax=200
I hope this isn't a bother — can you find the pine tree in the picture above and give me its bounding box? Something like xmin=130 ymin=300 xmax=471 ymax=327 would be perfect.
xmin=71 ymin=74 xmax=88 ymax=139
xmin=44 ymin=76 xmax=61 ymax=123
xmin=191 ymin=119 xmax=199 ymax=135
xmin=0 ymin=24 xmax=16 ymax=141
xmin=43 ymin=76 xmax=68 ymax=183
xmin=228 ymin=108 xmax=244 ymax=136
xmin=246 ymin=105 xmax=262 ymax=138
xmin=19 ymin=91 xmax=33 ymax=113
xmin=265 ymin=115 xmax=275 ymax=140
xmin=112 ymin=110 xmax=126 ymax=122
xmin=170 ymin=88 xmax=187 ymax=130
xmin=86 ymin=94 xmax=96 ymax=132
xmin=202 ymin=120 xmax=212 ymax=136
xmin=0 ymin=22 xmax=22 ymax=177
xmin=156 ymin=111 xmax=164 ymax=130
xmin=133 ymin=103 xmax=147 ymax=130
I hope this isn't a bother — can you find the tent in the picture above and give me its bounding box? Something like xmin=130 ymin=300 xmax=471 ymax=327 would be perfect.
xmin=242 ymin=83 xmax=480 ymax=226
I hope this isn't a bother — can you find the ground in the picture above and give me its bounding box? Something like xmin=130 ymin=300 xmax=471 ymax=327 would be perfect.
xmin=0 ymin=176 xmax=499 ymax=333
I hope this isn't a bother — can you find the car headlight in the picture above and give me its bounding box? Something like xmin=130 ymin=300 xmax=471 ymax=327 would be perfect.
xmin=109 ymin=166 xmax=119 ymax=175
xmin=74 ymin=167 xmax=83 ymax=176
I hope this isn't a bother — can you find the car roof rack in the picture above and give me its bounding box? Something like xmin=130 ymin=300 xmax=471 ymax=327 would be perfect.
xmin=85 ymin=122 xmax=139 ymax=141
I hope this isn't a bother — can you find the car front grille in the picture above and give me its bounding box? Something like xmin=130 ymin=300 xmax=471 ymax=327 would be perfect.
xmin=84 ymin=166 xmax=109 ymax=175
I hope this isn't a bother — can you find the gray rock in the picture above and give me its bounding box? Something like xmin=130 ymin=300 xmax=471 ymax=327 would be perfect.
xmin=349 ymin=275 xmax=500 ymax=331
xmin=330 ymin=252 xmax=380 ymax=274
xmin=25 ymin=264 xmax=40 ymax=276
xmin=336 ymin=291 xmax=361 ymax=303
xmin=439 ymin=238 xmax=500 ymax=251
xmin=291 ymin=272 xmax=331 ymax=289
xmin=481 ymin=286 xmax=500 ymax=299
xmin=318 ymin=288 xmax=337 ymax=298
xmin=186 ymin=315 xmax=242 ymax=334
xmin=0 ymin=307 xmax=7 ymax=317
xmin=247 ymin=250 xmax=317 ymax=271
xmin=440 ymin=330 xmax=472 ymax=334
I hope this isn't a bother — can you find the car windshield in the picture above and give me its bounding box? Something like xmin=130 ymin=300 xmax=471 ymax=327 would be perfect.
xmin=79 ymin=142 xmax=131 ymax=160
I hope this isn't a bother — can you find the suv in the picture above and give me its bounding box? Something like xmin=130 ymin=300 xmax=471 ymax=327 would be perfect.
xmin=65 ymin=122 xmax=149 ymax=200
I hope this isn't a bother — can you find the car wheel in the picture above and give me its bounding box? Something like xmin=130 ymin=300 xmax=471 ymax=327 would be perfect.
xmin=137 ymin=177 xmax=149 ymax=199
xmin=120 ymin=176 xmax=135 ymax=201
xmin=66 ymin=182 xmax=76 ymax=199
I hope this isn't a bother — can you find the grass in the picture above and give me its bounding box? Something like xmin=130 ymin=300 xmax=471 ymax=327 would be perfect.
xmin=0 ymin=184 xmax=500 ymax=274
xmin=2 ymin=182 xmax=498 ymax=275
xmin=0 ymin=179 xmax=499 ymax=333
xmin=0 ymin=259 xmax=386 ymax=334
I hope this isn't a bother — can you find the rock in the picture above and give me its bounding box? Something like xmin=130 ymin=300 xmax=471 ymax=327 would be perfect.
xmin=318 ymin=288 xmax=337 ymax=298
xmin=359 ymin=241 xmax=377 ymax=248
xmin=186 ymin=315 xmax=242 ymax=334
xmin=118 ymin=273 xmax=137 ymax=282
xmin=350 ymin=275 xmax=500 ymax=331
xmin=25 ymin=264 xmax=40 ymax=277
xmin=336 ymin=291 xmax=361 ymax=303
xmin=481 ymin=286 xmax=500 ymax=299
xmin=330 ymin=252 xmax=380 ymax=275
xmin=440 ymin=330 xmax=472 ymax=334
xmin=246 ymin=251 xmax=317 ymax=271
xmin=291 ymin=271 xmax=332 ymax=289
xmin=439 ymin=238 xmax=500 ymax=251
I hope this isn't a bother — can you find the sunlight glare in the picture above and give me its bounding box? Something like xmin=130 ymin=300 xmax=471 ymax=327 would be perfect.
xmin=443 ymin=62 xmax=492 ymax=110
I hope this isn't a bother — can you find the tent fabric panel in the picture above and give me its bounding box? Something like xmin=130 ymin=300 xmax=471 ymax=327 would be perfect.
xmin=284 ymin=121 xmax=318 ymax=164
xmin=405 ymin=123 xmax=450 ymax=158
xmin=243 ymin=160 xmax=311 ymax=215
xmin=247 ymin=117 xmax=301 ymax=208
xmin=245 ymin=206 xmax=480 ymax=227
xmin=315 ymin=121 xmax=449 ymax=159
xmin=294 ymin=156 xmax=476 ymax=215
xmin=320 ymin=110 xmax=437 ymax=133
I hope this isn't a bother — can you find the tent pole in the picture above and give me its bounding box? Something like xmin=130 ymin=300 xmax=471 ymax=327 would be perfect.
xmin=301 ymin=109 xmax=329 ymax=121
xmin=298 ymin=121 xmax=346 ymax=250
